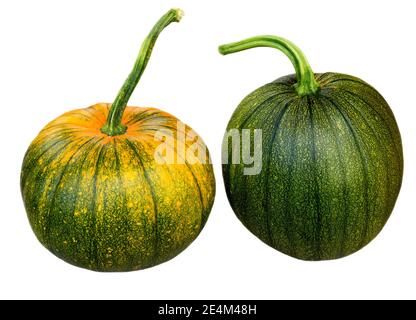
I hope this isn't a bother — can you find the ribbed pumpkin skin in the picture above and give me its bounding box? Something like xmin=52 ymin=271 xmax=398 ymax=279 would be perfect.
xmin=21 ymin=103 xmax=215 ymax=271
xmin=223 ymin=73 xmax=403 ymax=260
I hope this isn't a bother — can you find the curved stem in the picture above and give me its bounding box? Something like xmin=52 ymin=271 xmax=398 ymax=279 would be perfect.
xmin=219 ymin=35 xmax=320 ymax=96
xmin=101 ymin=8 xmax=184 ymax=136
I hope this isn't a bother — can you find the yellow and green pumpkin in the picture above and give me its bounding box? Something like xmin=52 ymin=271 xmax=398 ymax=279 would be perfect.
xmin=21 ymin=9 xmax=215 ymax=271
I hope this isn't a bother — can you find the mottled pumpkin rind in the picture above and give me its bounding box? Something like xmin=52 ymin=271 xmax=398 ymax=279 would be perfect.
xmin=21 ymin=103 xmax=215 ymax=271
xmin=223 ymin=73 xmax=403 ymax=260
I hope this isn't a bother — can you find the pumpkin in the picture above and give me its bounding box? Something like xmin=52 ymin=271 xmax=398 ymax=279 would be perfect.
xmin=20 ymin=9 xmax=215 ymax=272
xmin=219 ymin=35 xmax=403 ymax=260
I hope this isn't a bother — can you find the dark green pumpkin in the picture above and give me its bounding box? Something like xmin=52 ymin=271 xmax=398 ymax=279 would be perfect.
xmin=220 ymin=36 xmax=403 ymax=260
xmin=21 ymin=9 xmax=215 ymax=271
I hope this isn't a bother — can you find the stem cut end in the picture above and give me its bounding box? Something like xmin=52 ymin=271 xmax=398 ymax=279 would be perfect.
xmin=218 ymin=45 xmax=229 ymax=55
xmin=172 ymin=8 xmax=185 ymax=22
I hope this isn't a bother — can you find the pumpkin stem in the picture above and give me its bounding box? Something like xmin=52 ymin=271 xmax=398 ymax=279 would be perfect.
xmin=219 ymin=35 xmax=320 ymax=96
xmin=101 ymin=8 xmax=184 ymax=136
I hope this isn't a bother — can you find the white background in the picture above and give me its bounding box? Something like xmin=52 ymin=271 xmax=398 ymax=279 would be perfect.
xmin=0 ymin=0 xmax=415 ymax=299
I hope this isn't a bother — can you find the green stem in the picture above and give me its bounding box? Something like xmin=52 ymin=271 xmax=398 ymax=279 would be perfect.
xmin=219 ymin=35 xmax=320 ymax=96
xmin=101 ymin=8 xmax=184 ymax=136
